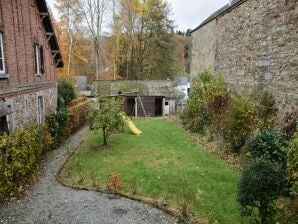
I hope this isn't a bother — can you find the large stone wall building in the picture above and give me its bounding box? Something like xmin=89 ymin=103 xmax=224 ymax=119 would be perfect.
xmin=190 ymin=0 xmax=298 ymax=116
xmin=0 ymin=0 xmax=63 ymax=133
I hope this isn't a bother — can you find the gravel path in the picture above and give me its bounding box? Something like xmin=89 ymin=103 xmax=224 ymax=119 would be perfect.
xmin=0 ymin=126 xmax=175 ymax=224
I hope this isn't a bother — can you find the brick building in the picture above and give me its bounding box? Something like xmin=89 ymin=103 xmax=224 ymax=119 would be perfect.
xmin=0 ymin=0 xmax=63 ymax=134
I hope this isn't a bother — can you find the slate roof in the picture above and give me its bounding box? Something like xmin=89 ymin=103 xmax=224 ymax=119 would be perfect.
xmin=175 ymin=77 xmax=189 ymax=86
xmin=93 ymin=80 xmax=185 ymax=98
xmin=191 ymin=0 xmax=246 ymax=33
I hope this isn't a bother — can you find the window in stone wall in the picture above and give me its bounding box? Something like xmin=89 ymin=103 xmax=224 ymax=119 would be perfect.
xmin=0 ymin=116 xmax=8 ymax=134
xmin=0 ymin=32 xmax=6 ymax=77
xmin=24 ymin=97 xmax=29 ymax=114
xmin=49 ymin=91 xmax=52 ymax=106
xmin=37 ymin=95 xmax=44 ymax=124
xmin=6 ymin=105 xmax=13 ymax=132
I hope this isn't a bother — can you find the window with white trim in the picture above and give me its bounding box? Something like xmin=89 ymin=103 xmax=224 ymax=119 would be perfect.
xmin=6 ymin=105 xmax=13 ymax=132
xmin=37 ymin=95 xmax=44 ymax=124
xmin=0 ymin=32 xmax=6 ymax=76
xmin=34 ymin=44 xmax=44 ymax=75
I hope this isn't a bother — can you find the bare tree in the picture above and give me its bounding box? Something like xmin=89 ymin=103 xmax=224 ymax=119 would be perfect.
xmin=55 ymin=0 xmax=82 ymax=78
xmin=78 ymin=0 xmax=110 ymax=81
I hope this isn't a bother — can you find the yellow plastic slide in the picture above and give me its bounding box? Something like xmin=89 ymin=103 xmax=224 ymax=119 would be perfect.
xmin=122 ymin=115 xmax=143 ymax=136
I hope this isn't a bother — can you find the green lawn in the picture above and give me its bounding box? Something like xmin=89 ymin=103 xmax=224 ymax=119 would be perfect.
xmin=60 ymin=118 xmax=245 ymax=223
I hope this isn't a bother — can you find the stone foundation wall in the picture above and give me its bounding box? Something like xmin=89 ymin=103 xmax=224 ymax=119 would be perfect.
xmin=191 ymin=0 xmax=298 ymax=117
xmin=4 ymin=86 xmax=57 ymax=130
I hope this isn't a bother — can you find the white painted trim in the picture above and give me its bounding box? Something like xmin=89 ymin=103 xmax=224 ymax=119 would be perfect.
xmin=0 ymin=32 xmax=6 ymax=76
xmin=34 ymin=44 xmax=41 ymax=76
xmin=24 ymin=95 xmax=29 ymax=115
xmin=5 ymin=99 xmax=15 ymax=132
xmin=36 ymin=91 xmax=45 ymax=124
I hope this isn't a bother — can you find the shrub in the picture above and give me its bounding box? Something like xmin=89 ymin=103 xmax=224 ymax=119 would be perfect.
xmin=247 ymin=130 xmax=288 ymax=169
xmin=185 ymin=70 xmax=228 ymax=133
xmin=222 ymin=93 xmax=259 ymax=152
xmin=88 ymin=96 xmax=123 ymax=145
xmin=287 ymin=132 xmax=298 ymax=196
xmin=67 ymin=97 xmax=88 ymax=107
xmin=46 ymin=109 xmax=69 ymax=148
xmin=67 ymin=99 xmax=91 ymax=134
xmin=39 ymin=125 xmax=54 ymax=153
xmin=255 ymin=91 xmax=278 ymax=130
xmin=0 ymin=125 xmax=52 ymax=198
xmin=57 ymin=78 xmax=76 ymax=110
xmin=106 ymin=174 xmax=122 ymax=193
xmin=238 ymin=158 xmax=288 ymax=224
xmin=282 ymin=111 xmax=298 ymax=139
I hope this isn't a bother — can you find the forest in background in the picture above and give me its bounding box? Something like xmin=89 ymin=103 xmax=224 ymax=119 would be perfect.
xmin=54 ymin=0 xmax=191 ymax=83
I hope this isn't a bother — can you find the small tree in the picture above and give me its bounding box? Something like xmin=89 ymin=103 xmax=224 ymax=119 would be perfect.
xmin=88 ymin=96 xmax=123 ymax=145
xmin=238 ymin=158 xmax=287 ymax=224
xmin=222 ymin=93 xmax=259 ymax=152
xmin=247 ymin=130 xmax=288 ymax=170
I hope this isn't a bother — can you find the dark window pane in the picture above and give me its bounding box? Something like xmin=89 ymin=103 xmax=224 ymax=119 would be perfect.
xmin=0 ymin=59 xmax=3 ymax=71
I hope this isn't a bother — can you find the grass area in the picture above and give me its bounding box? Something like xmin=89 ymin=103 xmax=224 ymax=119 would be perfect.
xmin=60 ymin=118 xmax=245 ymax=223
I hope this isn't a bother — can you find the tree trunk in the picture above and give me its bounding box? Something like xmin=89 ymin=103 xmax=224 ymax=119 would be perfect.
xmin=259 ymin=201 xmax=269 ymax=224
xmin=103 ymin=127 xmax=107 ymax=145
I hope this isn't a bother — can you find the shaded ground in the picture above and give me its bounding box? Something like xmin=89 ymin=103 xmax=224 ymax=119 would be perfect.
xmin=0 ymin=126 xmax=175 ymax=224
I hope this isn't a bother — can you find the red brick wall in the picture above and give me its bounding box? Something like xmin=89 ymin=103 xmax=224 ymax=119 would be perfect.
xmin=0 ymin=0 xmax=56 ymax=90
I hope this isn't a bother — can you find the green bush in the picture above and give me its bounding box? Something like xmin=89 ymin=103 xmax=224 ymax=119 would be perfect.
xmin=287 ymin=132 xmax=298 ymax=196
xmin=282 ymin=111 xmax=298 ymax=139
xmin=247 ymin=130 xmax=288 ymax=169
xmin=222 ymin=93 xmax=259 ymax=152
xmin=57 ymin=78 xmax=76 ymax=110
xmin=255 ymin=91 xmax=278 ymax=130
xmin=238 ymin=158 xmax=288 ymax=224
xmin=0 ymin=125 xmax=52 ymax=198
xmin=88 ymin=96 xmax=123 ymax=145
xmin=46 ymin=109 xmax=69 ymax=148
xmin=67 ymin=99 xmax=91 ymax=135
xmin=184 ymin=70 xmax=228 ymax=133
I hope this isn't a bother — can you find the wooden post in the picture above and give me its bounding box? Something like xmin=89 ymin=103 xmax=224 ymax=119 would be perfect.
xmin=135 ymin=97 xmax=138 ymax=117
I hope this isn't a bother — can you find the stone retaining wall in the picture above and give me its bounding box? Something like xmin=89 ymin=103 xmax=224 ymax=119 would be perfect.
xmin=191 ymin=0 xmax=298 ymax=117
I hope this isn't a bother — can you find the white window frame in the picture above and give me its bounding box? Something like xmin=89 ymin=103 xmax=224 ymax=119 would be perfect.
xmin=0 ymin=32 xmax=7 ymax=77
xmin=36 ymin=92 xmax=45 ymax=124
xmin=49 ymin=90 xmax=52 ymax=106
xmin=34 ymin=44 xmax=41 ymax=76
xmin=24 ymin=95 xmax=29 ymax=115
xmin=5 ymin=99 xmax=15 ymax=132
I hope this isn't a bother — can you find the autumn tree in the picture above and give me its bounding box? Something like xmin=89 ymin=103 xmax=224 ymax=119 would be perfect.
xmin=111 ymin=0 xmax=181 ymax=80
xmin=77 ymin=0 xmax=110 ymax=82
xmin=55 ymin=0 xmax=82 ymax=78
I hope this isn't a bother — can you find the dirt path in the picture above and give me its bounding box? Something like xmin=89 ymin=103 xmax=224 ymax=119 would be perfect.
xmin=0 ymin=126 xmax=175 ymax=224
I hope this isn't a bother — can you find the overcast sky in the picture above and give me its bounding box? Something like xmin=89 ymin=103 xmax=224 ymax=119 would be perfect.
xmin=46 ymin=0 xmax=230 ymax=31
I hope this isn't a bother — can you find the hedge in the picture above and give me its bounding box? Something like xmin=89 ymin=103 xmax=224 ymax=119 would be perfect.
xmin=0 ymin=97 xmax=91 ymax=199
xmin=46 ymin=97 xmax=91 ymax=147
xmin=0 ymin=125 xmax=53 ymax=198
xmin=67 ymin=98 xmax=91 ymax=135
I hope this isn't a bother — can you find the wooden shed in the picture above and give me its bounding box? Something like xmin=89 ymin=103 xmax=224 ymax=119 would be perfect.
xmin=93 ymin=80 xmax=185 ymax=117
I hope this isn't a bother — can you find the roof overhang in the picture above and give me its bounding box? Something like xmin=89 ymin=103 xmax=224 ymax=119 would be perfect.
xmin=36 ymin=0 xmax=64 ymax=68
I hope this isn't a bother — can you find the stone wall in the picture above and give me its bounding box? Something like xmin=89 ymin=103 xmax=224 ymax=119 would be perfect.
xmin=190 ymin=20 xmax=217 ymax=75
xmin=191 ymin=0 xmax=298 ymax=117
xmin=5 ymin=86 xmax=57 ymax=131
